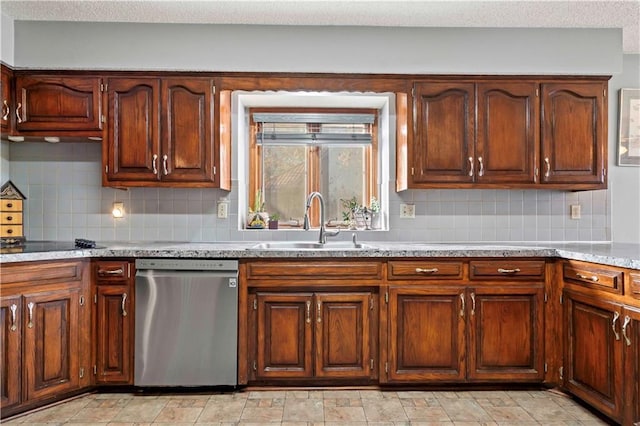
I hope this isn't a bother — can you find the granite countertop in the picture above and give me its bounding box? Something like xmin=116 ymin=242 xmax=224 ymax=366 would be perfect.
xmin=1 ymin=241 xmax=639 ymax=270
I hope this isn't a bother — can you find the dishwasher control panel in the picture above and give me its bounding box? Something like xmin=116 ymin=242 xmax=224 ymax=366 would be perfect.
xmin=135 ymin=258 xmax=238 ymax=271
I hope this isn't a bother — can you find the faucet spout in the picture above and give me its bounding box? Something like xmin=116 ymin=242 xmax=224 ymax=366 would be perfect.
xmin=303 ymin=192 xmax=340 ymax=244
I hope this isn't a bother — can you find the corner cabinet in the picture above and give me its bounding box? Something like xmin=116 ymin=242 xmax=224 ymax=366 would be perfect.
xmin=0 ymin=260 xmax=91 ymax=419
xmin=103 ymin=76 xmax=231 ymax=189
xmin=404 ymin=77 xmax=608 ymax=190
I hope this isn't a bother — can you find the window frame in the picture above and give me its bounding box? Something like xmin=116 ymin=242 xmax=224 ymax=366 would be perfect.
xmin=249 ymin=107 xmax=379 ymax=228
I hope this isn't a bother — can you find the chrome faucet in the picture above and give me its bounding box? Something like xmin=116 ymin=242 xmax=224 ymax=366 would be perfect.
xmin=303 ymin=192 xmax=340 ymax=244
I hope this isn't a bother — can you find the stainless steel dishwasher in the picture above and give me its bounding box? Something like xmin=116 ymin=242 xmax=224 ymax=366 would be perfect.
xmin=134 ymin=259 xmax=238 ymax=387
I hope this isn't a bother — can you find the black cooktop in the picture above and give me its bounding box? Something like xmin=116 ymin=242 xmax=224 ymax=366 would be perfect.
xmin=0 ymin=239 xmax=99 ymax=254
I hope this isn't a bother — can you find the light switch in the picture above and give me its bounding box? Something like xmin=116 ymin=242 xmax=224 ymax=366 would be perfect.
xmin=570 ymin=204 xmax=581 ymax=220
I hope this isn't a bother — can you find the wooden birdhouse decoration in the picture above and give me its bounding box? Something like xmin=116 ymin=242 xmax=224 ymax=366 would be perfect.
xmin=1 ymin=180 xmax=26 ymax=245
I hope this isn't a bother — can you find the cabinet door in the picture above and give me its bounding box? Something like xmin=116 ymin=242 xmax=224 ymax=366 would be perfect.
xmin=105 ymin=78 xmax=160 ymax=182
xmin=622 ymin=306 xmax=640 ymax=425
xmin=23 ymin=287 xmax=80 ymax=402
xmin=161 ymin=78 xmax=215 ymax=184
xmin=315 ymin=292 xmax=374 ymax=379
xmin=255 ymin=293 xmax=313 ymax=379
xmin=1 ymin=66 xmax=11 ymax=133
xmin=388 ymin=286 xmax=466 ymax=382
xmin=541 ymin=82 xmax=606 ymax=185
xmin=467 ymin=286 xmax=544 ymax=381
xmin=564 ymin=290 xmax=623 ymax=422
xmin=0 ymin=295 xmax=22 ymax=410
xmin=476 ymin=82 xmax=539 ymax=184
xmin=413 ymin=82 xmax=475 ymax=184
xmin=15 ymin=75 xmax=102 ymax=132
xmin=95 ymin=285 xmax=132 ymax=384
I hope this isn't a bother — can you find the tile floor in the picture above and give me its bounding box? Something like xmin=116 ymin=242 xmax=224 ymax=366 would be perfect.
xmin=3 ymin=389 xmax=611 ymax=425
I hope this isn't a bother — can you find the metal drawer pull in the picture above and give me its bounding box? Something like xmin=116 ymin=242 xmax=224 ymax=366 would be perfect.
xmin=415 ymin=267 xmax=438 ymax=274
xmin=544 ymin=157 xmax=550 ymax=178
xmin=612 ymin=311 xmax=621 ymax=341
xmin=152 ymin=154 xmax=158 ymax=175
xmin=27 ymin=302 xmax=34 ymax=329
xmin=576 ymin=273 xmax=599 ymax=282
xmin=459 ymin=293 xmax=465 ymax=317
xmin=470 ymin=292 xmax=476 ymax=316
xmin=9 ymin=304 xmax=17 ymax=331
xmin=16 ymin=103 xmax=23 ymax=123
xmin=98 ymin=268 xmax=124 ymax=276
xmin=2 ymin=100 xmax=9 ymax=120
xmin=622 ymin=315 xmax=631 ymax=346
xmin=305 ymin=300 xmax=311 ymax=323
xmin=498 ymin=268 xmax=521 ymax=274
xmin=162 ymin=154 xmax=169 ymax=175
xmin=468 ymin=157 xmax=474 ymax=177
xmin=121 ymin=293 xmax=128 ymax=317
xmin=317 ymin=301 xmax=322 ymax=323
xmin=478 ymin=157 xmax=484 ymax=177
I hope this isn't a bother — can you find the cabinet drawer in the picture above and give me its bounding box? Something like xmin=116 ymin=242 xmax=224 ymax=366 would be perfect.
xmin=387 ymin=260 xmax=464 ymax=280
xmin=628 ymin=272 xmax=640 ymax=300
xmin=469 ymin=260 xmax=545 ymax=280
xmin=94 ymin=260 xmax=131 ymax=282
xmin=1 ymin=200 xmax=22 ymax=211
xmin=1 ymin=212 xmax=22 ymax=224
xmin=246 ymin=261 xmax=382 ymax=280
xmin=0 ymin=260 xmax=84 ymax=285
xmin=563 ymin=261 xmax=623 ymax=294
xmin=0 ymin=225 xmax=23 ymax=238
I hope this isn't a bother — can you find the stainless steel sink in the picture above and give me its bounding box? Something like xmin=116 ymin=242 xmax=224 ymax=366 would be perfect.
xmin=250 ymin=241 xmax=377 ymax=250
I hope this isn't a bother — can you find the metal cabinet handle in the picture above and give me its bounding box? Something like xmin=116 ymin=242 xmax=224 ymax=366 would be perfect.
xmin=121 ymin=293 xmax=128 ymax=317
xmin=468 ymin=157 xmax=474 ymax=177
xmin=317 ymin=301 xmax=322 ymax=323
xmin=162 ymin=154 xmax=168 ymax=176
xmin=98 ymin=268 xmax=123 ymax=276
xmin=544 ymin=157 xmax=550 ymax=178
xmin=576 ymin=273 xmax=599 ymax=282
xmin=152 ymin=154 xmax=158 ymax=175
xmin=498 ymin=268 xmax=521 ymax=274
xmin=2 ymin=100 xmax=9 ymax=120
xmin=27 ymin=302 xmax=34 ymax=329
xmin=478 ymin=157 xmax=484 ymax=177
xmin=622 ymin=315 xmax=631 ymax=346
xmin=305 ymin=300 xmax=311 ymax=323
xmin=16 ymin=102 xmax=23 ymax=123
xmin=470 ymin=292 xmax=476 ymax=316
xmin=9 ymin=304 xmax=17 ymax=332
xmin=459 ymin=293 xmax=465 ymax=317
xmin=415 ymin=267 xmax=438 ymax=274
xmin=612 ymin=311 xmax=621 ymax=341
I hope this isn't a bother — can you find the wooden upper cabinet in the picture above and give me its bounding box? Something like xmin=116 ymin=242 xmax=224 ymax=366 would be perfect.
xmin=1 ymin=66 xmax=12 ymax=134
xmin=413 ymin=82 xmax=475 ymax=184
xmin=105 ymin=77 xmax=161 ymax=183
xmin=476 ymin=82 xmax=539 ymax=184
xmin=14 ymin=75 xmax=103 ymax=133
xmin=161 ymin=78 xmax=215 ymax=184
xmin=541 ymin=82 xmax=607 ymax=186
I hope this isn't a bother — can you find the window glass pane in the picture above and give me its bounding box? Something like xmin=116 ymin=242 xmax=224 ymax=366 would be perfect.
xmin=319 ymin=146 xmax=365 ymax=222
xmin=263 ymin=146 xmax=307 ymax=221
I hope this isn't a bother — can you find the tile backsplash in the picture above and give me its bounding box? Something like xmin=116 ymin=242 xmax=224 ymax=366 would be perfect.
xmin=7 ymin=142 xmax=610 ymax=243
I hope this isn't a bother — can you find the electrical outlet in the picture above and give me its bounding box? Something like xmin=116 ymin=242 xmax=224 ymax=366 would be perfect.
xmin=570 ymin=204 xmax=581 ymax=220
xmin=400 ymin=203 xmax=415 ymax=218
xmin=217 ymin=199 xmax=229 ymax=219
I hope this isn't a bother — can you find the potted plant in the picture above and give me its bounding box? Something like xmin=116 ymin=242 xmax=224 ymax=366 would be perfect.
xmin=247 ymin=190 xmax=269 ymax=229
xmin=268 ymin=213 xmax=280 ymax=229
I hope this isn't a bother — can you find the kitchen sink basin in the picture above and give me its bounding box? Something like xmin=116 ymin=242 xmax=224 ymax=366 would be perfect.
xmin=250 ymin=241 xmax=377 ymax=250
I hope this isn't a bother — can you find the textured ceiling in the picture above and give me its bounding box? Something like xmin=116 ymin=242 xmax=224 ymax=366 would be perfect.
xmin=2 ymin=0 xmax=639 ymax=53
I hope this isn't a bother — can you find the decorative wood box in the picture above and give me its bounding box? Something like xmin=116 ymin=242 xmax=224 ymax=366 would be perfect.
xmin=1 ymin=181 xmax=26 ymax=245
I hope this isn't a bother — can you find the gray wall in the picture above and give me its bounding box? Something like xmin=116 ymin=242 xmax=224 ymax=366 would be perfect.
xmin=4 ymin=21 xmax=638 ymax=243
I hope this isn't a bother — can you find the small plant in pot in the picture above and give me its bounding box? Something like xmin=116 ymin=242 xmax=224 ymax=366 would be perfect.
xmin=268 ymin=213 xmax=280 ymax=230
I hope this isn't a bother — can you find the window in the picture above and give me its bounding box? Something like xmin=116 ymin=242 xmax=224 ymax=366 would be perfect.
xmin=249 ymin=108 xmax=379 ymax=228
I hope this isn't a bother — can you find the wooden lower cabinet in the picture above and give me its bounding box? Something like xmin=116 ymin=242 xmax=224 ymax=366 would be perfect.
xmin=93 ymin=260 xmax=134 ymax=384
xmin=563 ymin=289 xmax=624 ymax=422
xmin=252 ymin=291 xmax=376 ymax=381
xmin=623 ymin=306 xmax=640 ymax=425
xmin=0 ymin=260 xmax=90 ymax=418
xmin=387 ymin=284 xmax=544 ymax=383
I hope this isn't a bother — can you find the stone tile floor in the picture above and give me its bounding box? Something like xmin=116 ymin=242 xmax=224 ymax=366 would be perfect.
xmin=3 ymin=389 xmax=612 ymax=425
